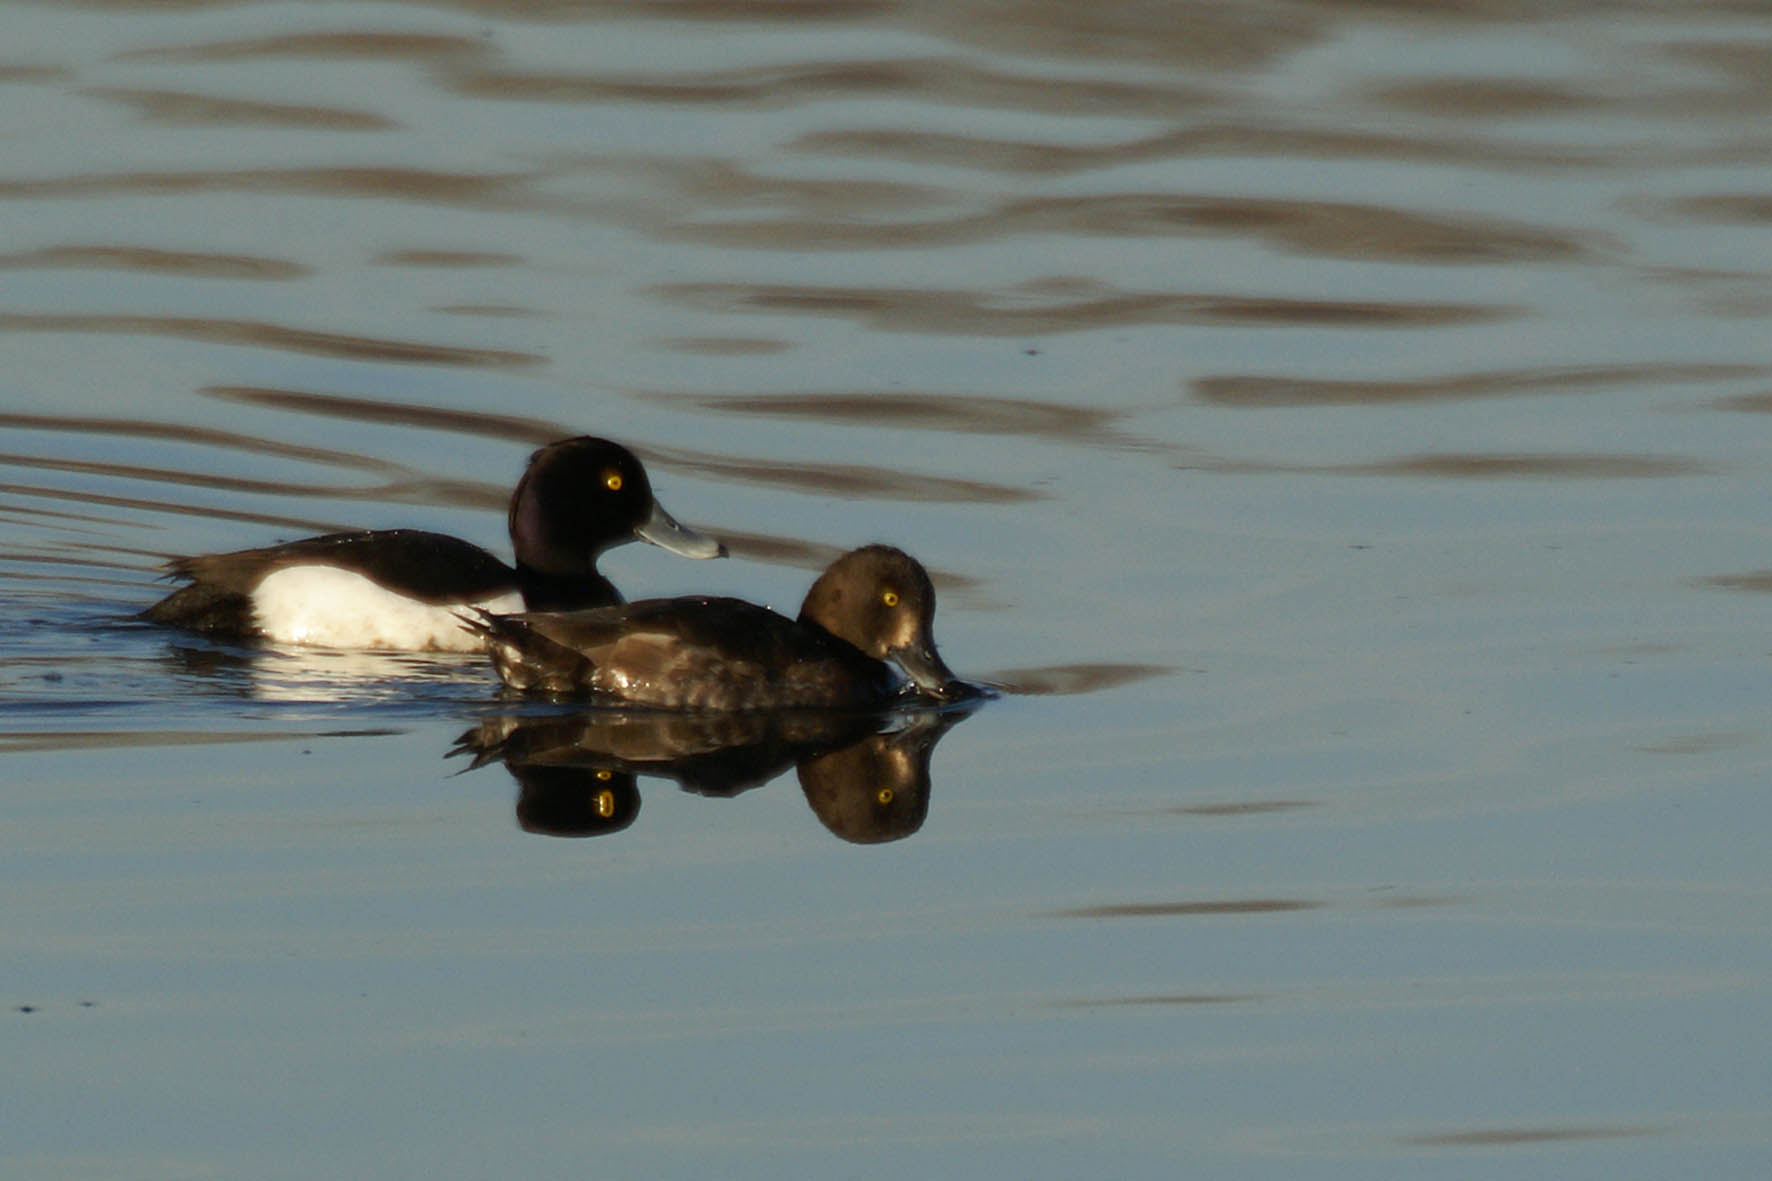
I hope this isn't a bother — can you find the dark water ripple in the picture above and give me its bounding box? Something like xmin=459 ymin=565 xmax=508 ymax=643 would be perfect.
xmin=1056 ymin=993 xmax=1262 ymax=1008
xmin=1401 ymin=1125 xmax=1665 ymax=1148
xmin=446 ymin=55 xmax=1218 ymax=114
xmin=0 ymin=167 xmax=545 ymax=211
xmin=83 ymin=86 xmax=397 ymax=131
xmin=0 ymin=313 xmax=541 ymax=368
xmin=111 ymin=30 xmax=492 ymax=64
xmin=628 ymin=183 xmax=1608 ymax=263
xmin=0 ymin=451 xmax=475 ymax=507
xmin=0 ymin=245 xmax=309 ymax=279
xmin=202 ymin=387 xmax=1032 ymax=504
xmin=985 ymin=664 xmax=1172 ymax=696
xmin=0 ymin=412 xmax=404 ymax=473
xmin=200 ymin=386 xmax=566 ymax=445
xmin=1194 ymin=363 xmax=1771 ymax=407
xmin=645 ymin=442 xmax=1042 ymax=504
xmin=376 ymin=249 xmax=526 ymax=268
xmin=1659 ymin=194 xmax=1772 ymax=226
xmin=1701 ymin=571 xmax=1772 ymax=593
xmin=0 ymin=480 xmax=350 ymax=537
xmin=1173 ymin=453 xmax=1709 ymax=480
xmin=653 ymin=281 xmax=1512 ymax=334
xmin=660 ymin=390 xmax=1137 ymax=447
xmin=1166 ymin=800 xmax=1317 ymax=817
xmin=1049 ymin=898 xmax=1324 ymax=919
xmin=792 ymin=123 xmax=1631 ymax=173
xmin=1339 ymin=454 xmax=1710 ymax=479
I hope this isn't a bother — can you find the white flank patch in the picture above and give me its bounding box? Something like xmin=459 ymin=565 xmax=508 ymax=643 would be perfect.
xmin=252 ymin=566 xmax=523 ymax=652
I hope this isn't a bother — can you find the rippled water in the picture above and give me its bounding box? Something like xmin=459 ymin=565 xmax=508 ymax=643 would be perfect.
xmin=6 ymin=2 xmax=1772 ymax=1177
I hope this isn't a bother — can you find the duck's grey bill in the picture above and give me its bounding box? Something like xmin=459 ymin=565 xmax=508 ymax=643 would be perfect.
xmin=635 ymin=500 xmax=727 ymax=559
xmin=890 ymin=642 xmax=959 ymax=700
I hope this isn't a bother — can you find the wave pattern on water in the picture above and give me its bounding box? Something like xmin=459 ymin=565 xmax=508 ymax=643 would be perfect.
xmin=626 ymin=181 xmax=1610 ymax=263
xmin=0 ymin=245 xmax=309 ymax=279
xmin=1193 ymin=363 xmax=1772 ymax=407
xmin=6 ymin=2 xmax=1772 ymax=1177
xmin=1401 ymin=1125 xmax=1666 ymax=1148
xmin=0 ymin=313 xmax=541 ymax=368
xmin=653 ymin=280 xmax=1512 ymax=333
xmin=83 ymin=86 xmax=398 ymax=130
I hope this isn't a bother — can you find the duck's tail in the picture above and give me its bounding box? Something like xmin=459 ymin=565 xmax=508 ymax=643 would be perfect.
xmin=456 ymin=609 xmax=597 ymax=694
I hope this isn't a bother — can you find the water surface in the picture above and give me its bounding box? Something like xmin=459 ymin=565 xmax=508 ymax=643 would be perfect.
xmin=5 ymin=2 xmax=1772 ymax=1177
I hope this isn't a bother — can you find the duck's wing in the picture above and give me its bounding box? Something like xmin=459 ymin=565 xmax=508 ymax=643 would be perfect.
xmin=477 ymin=599 xmax=784 ymax=700
xmin=468 ymin=598 xmax=874 ymax=706
xmin=167 ymin=529 xmax=515 ymax=602
xmin=146 ymin=529 xmax=518 ymax=637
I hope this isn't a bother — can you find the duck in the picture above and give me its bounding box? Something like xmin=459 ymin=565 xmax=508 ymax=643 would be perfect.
xmin=142 ymin=436 xmax=726 ymax=651
xmin=462 ymin=544 xmax=964 ymax=709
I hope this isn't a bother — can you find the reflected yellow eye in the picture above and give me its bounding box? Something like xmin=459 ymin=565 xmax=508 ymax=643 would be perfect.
xmin=876 ymin=787 xmax=894 ymax=806
xmin=881 ymin=590 xmax=900 ymax=607
xmin=594 ymin=788 xmax=616 ymax=819
xmin=603 ymin=470 xmax=624 ymax=491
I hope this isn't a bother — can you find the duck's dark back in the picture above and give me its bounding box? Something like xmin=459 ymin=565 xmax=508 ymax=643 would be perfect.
xmin=499 ymin=597 xmax=899 ymax=709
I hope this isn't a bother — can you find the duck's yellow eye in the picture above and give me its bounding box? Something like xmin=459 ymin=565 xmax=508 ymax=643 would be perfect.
xmin=876 ymin=787 xmax=894 ymax=806
xmin=594 ymin=788 xmax=616 ymax=819
xmin=594 ymin=768 xmax=613 ymax=781
xmin=603 ymin=470 xmax=624 ymax=491
xmin=881 ymin=590 xmax=900 ymax=607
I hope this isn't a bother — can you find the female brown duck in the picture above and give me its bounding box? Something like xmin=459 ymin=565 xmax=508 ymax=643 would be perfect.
xmin=465 ymin=545 xmax=964 ymax=709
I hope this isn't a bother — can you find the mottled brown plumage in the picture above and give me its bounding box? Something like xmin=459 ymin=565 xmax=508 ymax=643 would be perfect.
xmin=465 ymin=545 xmax=961 ymax=709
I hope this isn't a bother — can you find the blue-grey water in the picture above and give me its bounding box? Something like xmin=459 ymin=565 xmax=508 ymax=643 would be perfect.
xmin=5 ymin=2 xmax=1772 ymax=1177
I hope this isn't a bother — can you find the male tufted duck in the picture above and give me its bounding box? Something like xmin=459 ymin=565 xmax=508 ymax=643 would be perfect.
xmin=142 ymin=436 xmax=725 ymax=651
xmin=463 ymin=544 xmax=962 ymax=709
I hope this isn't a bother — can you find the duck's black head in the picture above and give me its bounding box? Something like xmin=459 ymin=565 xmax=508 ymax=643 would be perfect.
xmin=508 ymin=437 xmax=725 ymax=591
xmin=799 ymin=545 xmax=959 ymax=699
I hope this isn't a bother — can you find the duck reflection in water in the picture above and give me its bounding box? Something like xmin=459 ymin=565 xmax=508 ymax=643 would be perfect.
xmin=451 ymin=701 xmax=976 ymax=843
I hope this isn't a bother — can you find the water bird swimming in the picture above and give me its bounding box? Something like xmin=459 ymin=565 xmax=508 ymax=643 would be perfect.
xmin=142 ymin=436 xmax=725 ymax=651
xmin=462 ymin=544 xmax=964 ymax=709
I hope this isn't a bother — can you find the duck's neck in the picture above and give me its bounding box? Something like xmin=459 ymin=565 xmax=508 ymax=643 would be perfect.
xmin=517 ymin=564 xmax=621 ymax=612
